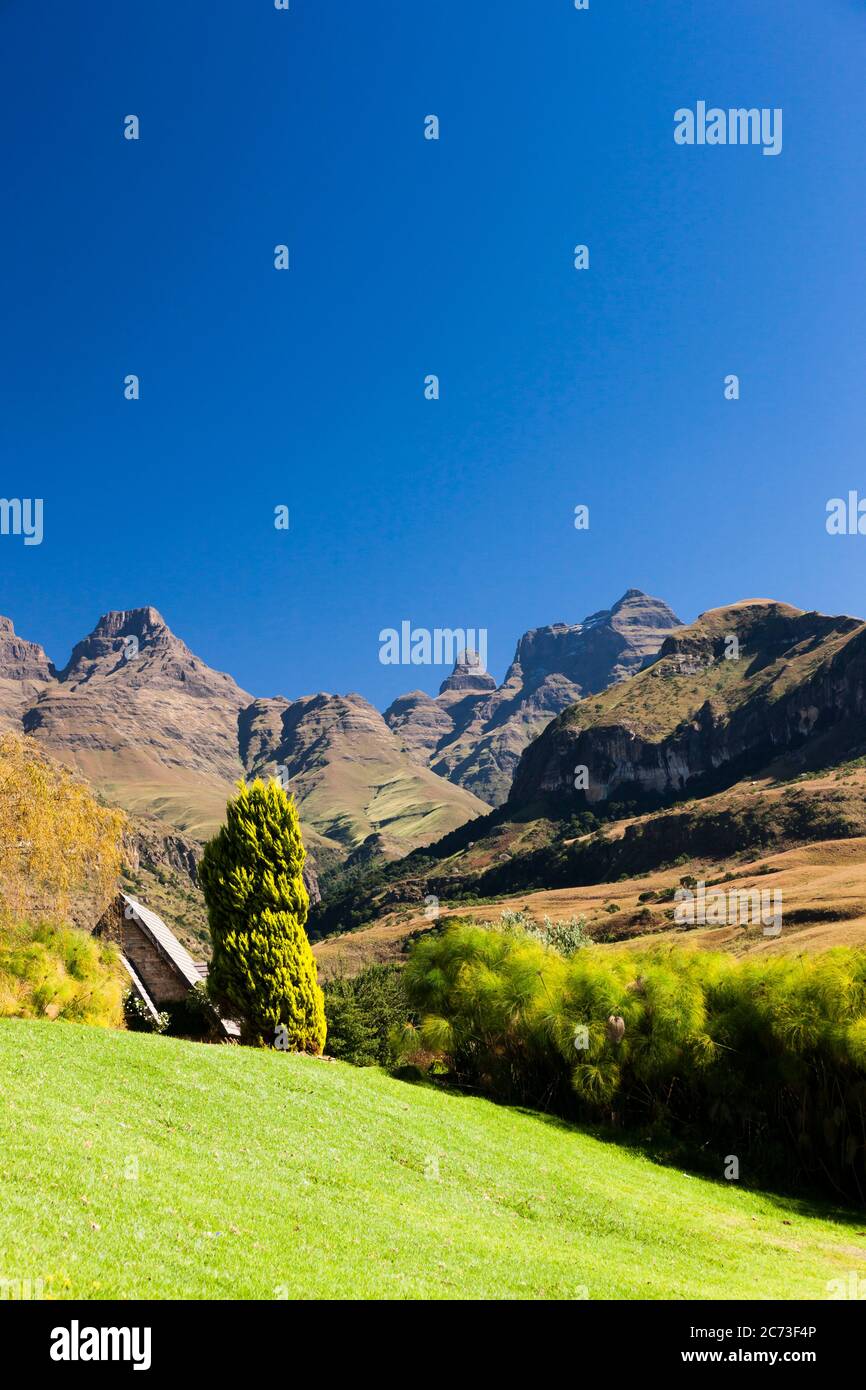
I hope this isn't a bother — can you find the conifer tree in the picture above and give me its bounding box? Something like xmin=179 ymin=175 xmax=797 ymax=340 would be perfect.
xmin=200 ymin=779 xmax=326 ymax=1051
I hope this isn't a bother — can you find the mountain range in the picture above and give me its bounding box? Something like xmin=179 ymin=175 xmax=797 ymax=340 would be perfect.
xmin=0 ymin=589 xmax=679 ymax=882
xmin=5 ymin=589 xmax=866 ymax=968
xmin=384 ymin=588 xmax=682 ymax=804
xmin=311 ymin=596 xmax=866 ymax=963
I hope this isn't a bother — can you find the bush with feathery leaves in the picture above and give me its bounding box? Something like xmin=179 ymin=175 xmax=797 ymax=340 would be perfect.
xmin=402 ymin=919 xmax=866 ymax=1202
xmin=199 ymin=779 xmax=326 ymax=1051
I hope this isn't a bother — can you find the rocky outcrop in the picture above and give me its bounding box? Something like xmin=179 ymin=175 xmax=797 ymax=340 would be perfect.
xmin=126 ymin=818 xmax=204 ymax=883
xmin=381 ymin=690 xmax=455 ymax=764
xmin=437 ymin=653 xmax=496 ymax=695
xmin=508 ymin=601 xmax=866 ymax=810
xmin=0 ymin=616 xmax=56 ymax=728
xmin=385 ymin=590 xmax=682 ymax=805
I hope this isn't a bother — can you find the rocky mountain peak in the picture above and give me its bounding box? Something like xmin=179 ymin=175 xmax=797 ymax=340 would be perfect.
xmin=506 ymin=590 xmax=680 ymax=690
xmin=0 ymin=615 xmax=55 ymax=683
xmin=438 ymin=651 xmax=496 ymax=695
xmin=57 ymin=607 xmax=251 ymax=702
xmin=91 ymin=607 xmax=168 ymax=639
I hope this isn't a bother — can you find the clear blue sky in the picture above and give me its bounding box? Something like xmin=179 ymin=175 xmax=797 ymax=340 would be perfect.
xmin=2 ymin=0 xmax=865 ymax=707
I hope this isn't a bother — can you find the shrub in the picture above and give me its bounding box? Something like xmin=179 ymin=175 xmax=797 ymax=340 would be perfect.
xmin=151 ymin=983 xmax=222 ymax=1041
xmin=324 ymin=964 xmax=412 ymax=1066
xmin=493 ymin=909 xmax=589 ymax=957
xmin=0 ymin=919 xmax=125 ymax=1026
xmin=124 ymin=991 xmax=169 ymax=1034
xmin=403 ymin=920 xmax=866 ymax=1203
xmin=200 ymin=780 xmax=326 ymax=1051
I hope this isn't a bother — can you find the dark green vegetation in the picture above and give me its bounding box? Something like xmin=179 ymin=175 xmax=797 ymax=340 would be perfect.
xmin=323 ymin=964 xmax=412 ymax=1066
xmin=200 ymin=780 xmax=326 ymax=1051
xmin=403 ymin=921 xmax=866 ymax=1204
xmin=1 ymin=1016 xmax=862 ymax=1299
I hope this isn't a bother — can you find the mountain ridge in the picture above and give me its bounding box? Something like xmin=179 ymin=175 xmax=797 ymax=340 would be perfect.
xmin=1 ymin=607 xmax=489 ymax=868
xmin=509 ymin=599 xmax=866 ymax=810
xmin=385 ymin=588 xmax=682 ymax=805
xmin=1 ymin=591 xmax=680 ymax=856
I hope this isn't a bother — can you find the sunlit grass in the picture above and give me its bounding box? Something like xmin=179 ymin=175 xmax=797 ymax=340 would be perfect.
xmin=0 ymin=1017 xmax=863 ymax=1300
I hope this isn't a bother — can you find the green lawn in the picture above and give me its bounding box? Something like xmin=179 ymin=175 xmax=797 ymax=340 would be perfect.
xmin=0 ymin=1017 xmax=863 ymax=1300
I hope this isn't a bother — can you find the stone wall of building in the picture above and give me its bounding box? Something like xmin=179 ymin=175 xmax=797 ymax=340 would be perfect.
xmin=95 ymin=898 xmax=191 ymax=1006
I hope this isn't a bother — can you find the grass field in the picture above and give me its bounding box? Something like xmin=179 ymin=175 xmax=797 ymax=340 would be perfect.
xmin=1 ymin=1018 xmax=864 ymax=1300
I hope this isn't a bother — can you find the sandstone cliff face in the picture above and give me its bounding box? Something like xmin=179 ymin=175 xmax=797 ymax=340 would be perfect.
xmin=22 ymin=608 xmax=252 ymax=836
xmin=2 ymin=608 xmax=487 ymax=865
xmin=385 ymin=590 xmax=682 ymax=805
xmin=508 ymin=601 xmax=866 ymax=809
xmin=0 ymin=616 xmax=56 ymax=728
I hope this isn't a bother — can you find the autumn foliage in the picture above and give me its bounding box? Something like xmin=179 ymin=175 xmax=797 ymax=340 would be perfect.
xmin=0 ymin=731 xmax=126 ymax=924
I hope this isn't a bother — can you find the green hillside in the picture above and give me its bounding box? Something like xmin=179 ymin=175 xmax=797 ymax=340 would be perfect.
xmin=557 ymin=601 xmax=863 ymax=744
xmin=0 ymin=1018 xmax=863 ymax=1300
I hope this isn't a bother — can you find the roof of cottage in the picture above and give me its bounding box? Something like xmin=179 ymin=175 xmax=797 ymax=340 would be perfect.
xmin=119 ymin=892 xmax=203 ymax=991
xmin=106 ymin=892 xmax=241 ymax=1039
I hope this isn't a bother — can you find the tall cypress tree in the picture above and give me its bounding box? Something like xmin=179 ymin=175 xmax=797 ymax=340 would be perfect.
xmin=200 ymin=779 xmax=326 ymax=1051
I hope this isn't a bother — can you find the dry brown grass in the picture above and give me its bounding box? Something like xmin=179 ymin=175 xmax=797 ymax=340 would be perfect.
xmin=314 ymin=834 xmax=866 ymax=978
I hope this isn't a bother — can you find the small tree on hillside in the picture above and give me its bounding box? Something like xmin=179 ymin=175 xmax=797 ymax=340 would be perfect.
xmin=200 ymin=779 xmax=326 ymax=1051
xmin=0 ymin=731 xmax=125 ymax=924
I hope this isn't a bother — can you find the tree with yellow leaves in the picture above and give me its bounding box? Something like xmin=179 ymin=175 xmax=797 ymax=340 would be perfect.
xmin=0 ymin=731 xmax=126 ymax=924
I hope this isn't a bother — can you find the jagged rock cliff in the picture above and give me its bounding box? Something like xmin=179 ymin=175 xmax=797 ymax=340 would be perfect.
xmin=0 ymin=616 xmax=56 ymax=727
xmin=386 ymin=590 xmax=682 ymax=805
xmin=508 ymin=600 xmax=866 ymax=809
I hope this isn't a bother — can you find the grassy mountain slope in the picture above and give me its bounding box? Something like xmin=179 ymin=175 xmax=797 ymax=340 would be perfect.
xmin=240 ymin=692 xmax=489 ymax=868
xmin=0 ymin=1017 xmax=862 ymax=1300
xmin=510 ymin=600 xmax=866 ymax=807
xmin=10 ymin=608 xmax=487 ymax=868
xmin=314 ymin=831 xmax=866 ymax=979
xmin=311 ymin=764 xmax=866 ymax=972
